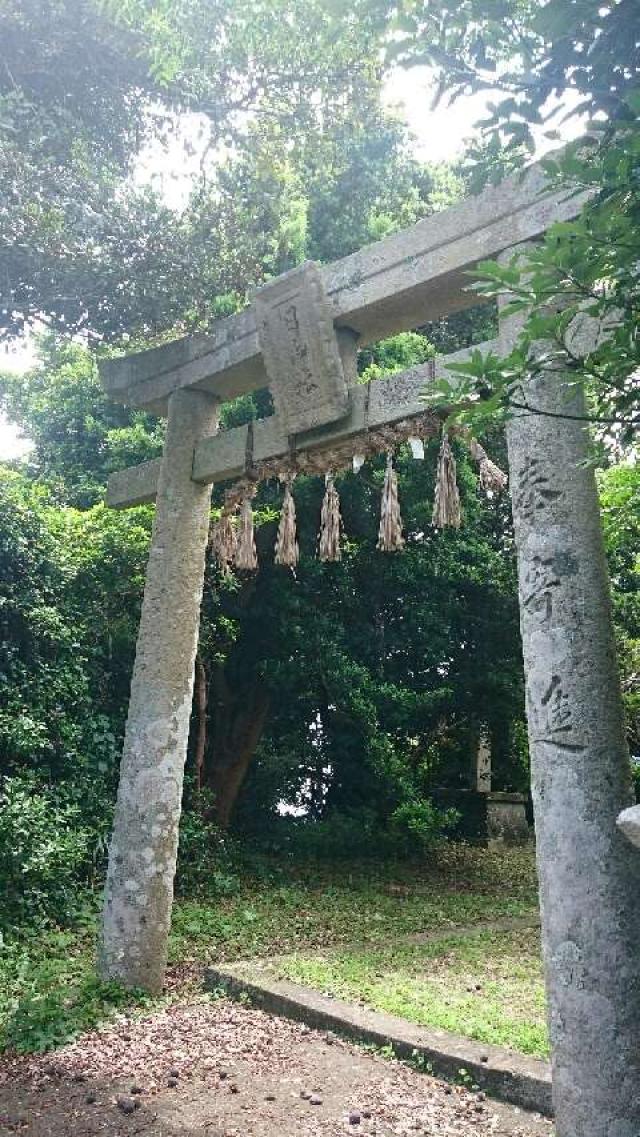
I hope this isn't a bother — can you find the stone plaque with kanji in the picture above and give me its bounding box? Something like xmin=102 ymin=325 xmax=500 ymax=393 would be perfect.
xmin=253 ymin=261 xmax=350 ymax=435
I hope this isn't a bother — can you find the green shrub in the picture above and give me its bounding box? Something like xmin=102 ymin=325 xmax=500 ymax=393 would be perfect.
xmin=0 ymin=773 xmax=92 ymax=932
xmin=0 ymin=927 xmax=147 ymax=1053
xmin=388 ymin=797 xmax=458 ymax=855
xmin=175 ymin=796 xmax=241 ymax=898
xmin=281 ymin=810 xmax=385 ymax=860
xmin=255 ymin=803 xmax=454 ymax=862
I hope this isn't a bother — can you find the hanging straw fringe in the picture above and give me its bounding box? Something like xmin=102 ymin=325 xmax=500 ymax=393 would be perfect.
xmin=432 ymin=434 xmax=461 ymax=529
xmin=469 ymin=439 xmax=508 ymax=493
xmin=274 ymin=476 xmax=299 ymax=567
xmin=235 ymin=497 xmax=258 ymax=571
xmin=377 ymin=451 xmax=404 ymax=552
xmin=210 ymin=509 xmax=237 ymax=573
xmin=319 ymin=473 xmax=342 ymax=562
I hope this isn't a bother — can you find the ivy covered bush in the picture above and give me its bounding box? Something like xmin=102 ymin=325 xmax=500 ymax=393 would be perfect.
xmin=0 ymin=774 xmax=94 ymax=932
xmin=0 ymin=465 xmax=151 ymax=929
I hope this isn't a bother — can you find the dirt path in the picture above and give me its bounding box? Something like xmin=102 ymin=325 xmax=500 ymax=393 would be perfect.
xmin=0 ymin=996 xmax=553 ymax=1136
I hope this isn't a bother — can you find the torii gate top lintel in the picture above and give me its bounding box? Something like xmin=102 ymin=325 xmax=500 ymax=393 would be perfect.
xmin=99 ymin=160 xmax=585 ymax=420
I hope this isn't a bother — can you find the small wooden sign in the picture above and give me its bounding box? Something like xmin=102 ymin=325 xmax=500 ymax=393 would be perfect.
xmin=254 ymin=261 xmax=350 ymax=436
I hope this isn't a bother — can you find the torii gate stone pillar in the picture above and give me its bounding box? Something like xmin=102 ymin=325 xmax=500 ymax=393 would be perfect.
xmin=99 ymin=388 xmax=219 ymax=991
xmin=499 ymin=258 xmax=640 ymax=1136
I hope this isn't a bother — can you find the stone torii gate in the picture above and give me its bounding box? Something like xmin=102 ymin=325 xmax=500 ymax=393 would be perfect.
xmin=98 ymin=163 xmax=640 ymax=1137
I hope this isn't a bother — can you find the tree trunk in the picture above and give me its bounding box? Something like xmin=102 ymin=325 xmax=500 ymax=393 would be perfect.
xmin=207 ymin=664 xmax=270 ymax=828
xmin=500 ymin=282 xmax=640 ymax=1136
xmin=99 ymin=388 xmax=219 ymax=993
xmin=194 ymin=654 xmax=208 ymax=791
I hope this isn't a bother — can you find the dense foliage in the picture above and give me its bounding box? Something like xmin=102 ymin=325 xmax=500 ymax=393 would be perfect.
xmin=368 ymin=0 xmax=640 ymax=441
xmin=3 ymin=318 xmax=636 ymax=934
xmin=202 ymin=413 xmax=525 ymax=839
xmin=0 ymin=36 xmax=518 ymax=923
xmin=0 ymin=0 xmax=410 ymax=342
xmin=0 ymin=321 xmax=529 ymax=930
xmin=599 ymin=463 xmax=640 ymax=757
xmin=0 ymin=464 xmax=151 ymax=926
xmin=1 ymin=0 xmax=637 ymax=942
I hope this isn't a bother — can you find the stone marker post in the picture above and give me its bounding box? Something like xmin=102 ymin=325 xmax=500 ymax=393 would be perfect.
xmin=475 ymin=726 xmax=491 ymax=793
xmin=499 ymin=262 xmax=640 ymax=1136
xmin=99 ymin=389 xmax=219 ymax=993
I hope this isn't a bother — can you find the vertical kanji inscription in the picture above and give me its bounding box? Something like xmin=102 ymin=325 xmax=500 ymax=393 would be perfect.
xmin=254 ymin=261 xmax=351 ymax=436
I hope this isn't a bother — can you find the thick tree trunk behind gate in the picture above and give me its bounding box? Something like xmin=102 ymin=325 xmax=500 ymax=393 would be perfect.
xmin=194 ymin=655 xmax=208 ymax=791
xmin=207 ymin=665 xmax=270 ymax=828
xmin=500 ymin=285 xmax=640 ymax=1137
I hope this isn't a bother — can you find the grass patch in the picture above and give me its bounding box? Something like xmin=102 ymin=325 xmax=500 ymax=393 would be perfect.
xmin=277 ymin=927 xmax=548 ymax=1059
xmin=0 ymin=845 xmax=539 ymax=1055
xmin=169 ymin=844 xmax=539 ymax=963
xmin=0 ymin=923 xmax=150 ymax=1054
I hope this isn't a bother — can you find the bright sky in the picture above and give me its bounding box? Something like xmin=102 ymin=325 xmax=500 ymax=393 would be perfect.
xmin=136 ymin=68 xmax=499 ymax=211
xmin=0 ymin=69 xmax=585 ymax=461
xmin=0 ymin=340 xmax=37 ymax=459
xmin=385 ymin=67 xmax=499 ymax=162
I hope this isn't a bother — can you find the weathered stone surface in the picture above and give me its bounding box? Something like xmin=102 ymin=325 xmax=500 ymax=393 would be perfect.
xmin=99 ymin=389 xmax=220 ymax=992
xmin=106 ymin=458 xmax=162 ymax=508
xmin=500 ymin=254 xmax=640 ymax=1137
xmin=106 ymin=341 xmax=496 ymax=509
xmin=476 ymin=726 xmax=492 ymax=793
xmin=486 ymin=794 xmax=529 ymax=845
xmin=254 ymin=262 xmax=350 ymax=434
xmin=192 ymin=422 xmax=250 ymax=487
xmin=100 ymin=309 xmax=261 ymax=406
xmin=99 ymin=162 xmax=588 ymax=413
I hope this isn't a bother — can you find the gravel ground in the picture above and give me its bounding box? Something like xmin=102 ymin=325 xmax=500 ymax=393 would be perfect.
xmin=0 ymin=997 xmax=554 ymax=1137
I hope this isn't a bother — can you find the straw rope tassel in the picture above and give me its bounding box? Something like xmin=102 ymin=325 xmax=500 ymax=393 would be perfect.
xmin=469 ymin=439 xmax=508 ymax=493
xmin=235 ymin=497 xmax=258 ymax=571
xmin=377 ymin=451 xmax=404 ymax=552
xmin=432 ymin=434 xmax=461 ymax=529
xmin=210 ymin=509 xmax=237 ymax=573
xmin=275 ymin=476 xmax=299 ymax=567
xmin=319 ymin=473 xmax=342 ymax=562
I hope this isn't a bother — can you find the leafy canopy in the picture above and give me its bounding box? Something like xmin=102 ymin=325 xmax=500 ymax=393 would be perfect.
xmin=0 ymin=0 xmax=387 ymax=343
xmin=359 ymin=0 xmax=640 ymax=441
